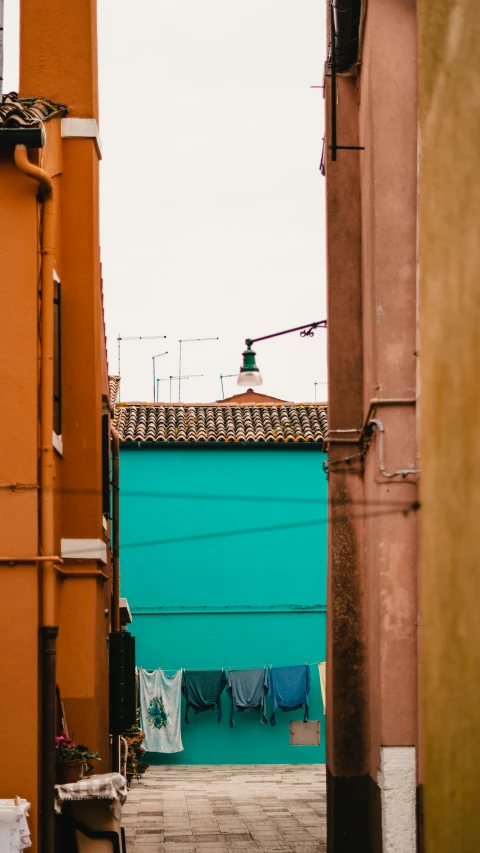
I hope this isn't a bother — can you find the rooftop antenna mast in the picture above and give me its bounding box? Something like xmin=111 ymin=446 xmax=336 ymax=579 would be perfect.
xmin=220 ymin=374 xmax=236 ymax=400
xmin=152 ymin=352 xmax=168 ymax=401
xmin=116 ymin=334 xmax=166 ymax=401
xmin=178 ymin=337 xmax=219 ymax=401
xmin=156 ymin=374 xmax=204 ymax=404
xmin=314 ymin=381 xmax=328 ymax=402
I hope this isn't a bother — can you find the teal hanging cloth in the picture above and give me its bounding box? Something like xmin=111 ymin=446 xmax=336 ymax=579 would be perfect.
xmin=182 ymin=670 xmax=227 ymax=722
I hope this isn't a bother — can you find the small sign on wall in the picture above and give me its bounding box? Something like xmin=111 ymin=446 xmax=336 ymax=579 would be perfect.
xmin=290 ymin=720 xmax=320 ymax=746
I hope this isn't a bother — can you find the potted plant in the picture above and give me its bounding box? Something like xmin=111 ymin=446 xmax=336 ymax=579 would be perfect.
xmin=55 ymin=732 xmax=100 ymax=784
xmin=122 ymin=722 xmax=149 ymax=785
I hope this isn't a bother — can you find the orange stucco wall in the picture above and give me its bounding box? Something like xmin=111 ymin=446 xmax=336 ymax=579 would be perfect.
xmin=0 ymin=152 xmax=41 ymax=846
xmin=20 ymin=0 xmax=99 ymax=119
xmin=0 ymin=123 xmax=111 ymax=849
xmin=0 ymin=1 xmax=112 ymax=847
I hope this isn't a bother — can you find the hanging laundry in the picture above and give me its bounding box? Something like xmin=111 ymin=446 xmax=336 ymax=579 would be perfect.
xmin=267 ymin=664 xmax=311 ymax=726
xmin=227 ymin=668 xmax=268 ymax=727
xmin=182 ymin=669 xmax=227 ymax=722
xmin=0 ymin=799 xmax=31 ymax=852
xmin=138 ymin=669 xmax=184 ymax=753
xmin=318 ymin=662 xmax=326 ymax=714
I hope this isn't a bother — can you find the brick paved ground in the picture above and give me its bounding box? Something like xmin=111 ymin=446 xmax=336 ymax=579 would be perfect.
xmin=122 ymin=764 xmax=326 ymax=853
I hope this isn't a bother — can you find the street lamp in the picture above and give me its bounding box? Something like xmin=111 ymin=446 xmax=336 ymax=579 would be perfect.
xmin=237 ymin=320 xmax=327 ymax=387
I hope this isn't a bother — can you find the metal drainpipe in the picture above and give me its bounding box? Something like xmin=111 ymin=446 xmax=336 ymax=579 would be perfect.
xmin=111 ymin=426 xmax=121 ymax=772
xmin=111 ymin=426 xmax=120 ymax=633
xmin=332 ymin=0 xmax=353 ymax=71
xmin=14 ymin=144 xmax=57 ymax=853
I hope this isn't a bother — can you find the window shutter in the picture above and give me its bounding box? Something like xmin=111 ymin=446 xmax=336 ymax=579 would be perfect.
xmin=109 ymin=632 xmax=136 ymax=734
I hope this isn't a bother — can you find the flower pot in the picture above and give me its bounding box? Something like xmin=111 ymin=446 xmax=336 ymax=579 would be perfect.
xmin=56 ymin=759 xmax=82 ymax=785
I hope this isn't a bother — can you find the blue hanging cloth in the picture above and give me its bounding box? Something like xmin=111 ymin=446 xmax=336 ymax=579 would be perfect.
xmin=267 ymin=664 xmax=311 ymax=726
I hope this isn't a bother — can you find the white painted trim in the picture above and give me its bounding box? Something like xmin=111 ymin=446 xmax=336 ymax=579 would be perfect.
xmin=378 ymin=746 xmax=416 ymax=853
xmin=52 ymin=432 xmax=63 ymax=456
xmin=119 ymin=597 xmax=132 ymax=624
xmin=61 ymin=538 xmax=107 ymax=563
xmin=60 ymin=118 xmax=102 ymax=159
xmin=102 ymin=515 xmax=108 ymax=532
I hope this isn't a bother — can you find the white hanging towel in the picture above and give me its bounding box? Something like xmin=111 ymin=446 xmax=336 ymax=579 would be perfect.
xmin=139 ymin=669 xmax=184 ymax=753
xmin=318 ymin=662 xmax=326 ymax=715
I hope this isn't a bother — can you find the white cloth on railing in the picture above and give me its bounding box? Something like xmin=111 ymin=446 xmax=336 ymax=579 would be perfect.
xmin=0 ymin=800 xmax=31 ymax=851
xmin=54 ymin=772 xmax=128 ymax=821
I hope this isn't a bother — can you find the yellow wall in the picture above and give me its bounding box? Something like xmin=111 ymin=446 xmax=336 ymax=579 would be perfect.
xmin=418 ymin=2 xmax=480 ymax=850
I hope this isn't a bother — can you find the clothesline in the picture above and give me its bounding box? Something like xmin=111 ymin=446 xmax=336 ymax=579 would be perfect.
xmin=139 ymin=664 xmax=317 ymax=754
xmin=137 ymin=662 xmax=321 ymax=672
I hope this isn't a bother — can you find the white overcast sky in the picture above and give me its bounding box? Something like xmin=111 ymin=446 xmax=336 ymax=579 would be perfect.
xmin=4 ymin=0 xmax=327 ymax=404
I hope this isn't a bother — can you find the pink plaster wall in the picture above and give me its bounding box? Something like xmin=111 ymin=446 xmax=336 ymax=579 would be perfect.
xmin=325 ymin=0 xmax=419 ymax=794
xmin=359 ymin=0 xmax=419 ymax=781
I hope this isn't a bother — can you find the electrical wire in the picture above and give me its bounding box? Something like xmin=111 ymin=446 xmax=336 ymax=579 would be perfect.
xmin=140 ymin=663 xmax=321 ymax=672
xmin=0 ymin=483 xmax=416 ymax=509
xmin=57 ymin=503 xmax=416 ymax=554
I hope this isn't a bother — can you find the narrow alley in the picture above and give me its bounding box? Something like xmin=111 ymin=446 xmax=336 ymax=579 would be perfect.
xmin=123 ymin=765 xmax=326 ymax=853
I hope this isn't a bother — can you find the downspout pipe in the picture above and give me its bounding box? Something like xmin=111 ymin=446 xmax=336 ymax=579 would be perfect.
xmin=111 ymin=426 xmax=121 ymax=772
xmin=14 ymin=144 xmax=57 ymax=853
xmin=331 ymin=0 xmax=361 ymax=72
xmin=111 ymin=426 xmax=120 ymax=633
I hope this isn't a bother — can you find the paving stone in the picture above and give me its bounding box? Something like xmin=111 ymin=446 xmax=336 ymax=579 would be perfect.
xmin=164 ymin=835 xmax=194 ymax=842
xmin=191 ymin=833 xmax=228 ymax=842
xmin=122 ymin=765 xmax=325 ymax=853
xmin=164 ymin=845 xmax=195 ymax=852
xmin=288 ymin=846 xmax=321 ymax=853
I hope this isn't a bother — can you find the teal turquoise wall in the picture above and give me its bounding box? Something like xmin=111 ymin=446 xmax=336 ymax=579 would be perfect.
xmin=120 ymin=445 xmax=328 ymax=764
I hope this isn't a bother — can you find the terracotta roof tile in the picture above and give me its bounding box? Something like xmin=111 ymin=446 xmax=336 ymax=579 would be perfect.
xmin=108 ymin=376 xmax=120 ymax=409
xmin=0 ymin=92 xmax=67 ymax=127
xmin=114 ymin=401 xmax=327 ymax=445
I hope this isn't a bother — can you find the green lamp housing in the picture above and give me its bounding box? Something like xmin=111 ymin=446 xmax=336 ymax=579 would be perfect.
xmin=237 ymin=341 xmax=263 ymax=387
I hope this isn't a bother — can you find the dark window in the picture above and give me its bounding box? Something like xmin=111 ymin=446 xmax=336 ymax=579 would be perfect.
xmin=53 ymin=280 xmax=62 ymax=435
xmin=102 ymin=413 xmax=110 ymax=517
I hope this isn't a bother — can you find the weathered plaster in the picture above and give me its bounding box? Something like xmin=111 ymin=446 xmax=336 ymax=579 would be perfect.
xmin=379 ymin=746 xmax=416 ymax=853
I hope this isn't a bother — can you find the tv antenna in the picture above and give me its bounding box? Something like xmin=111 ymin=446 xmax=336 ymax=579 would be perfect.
xmin=219 ymin=374 xmax=237 ymax=400
xmin=117 ymin=334 xmax=166 ymax=401
xmin=178 ymin=337 xmax=218 ymax=401
xmin=156 ymin=374 xmax=204 ymax=404
xmin=314 ymin=380 xmax=328 ymax=402
xmin=152 ymin=352 xmax=168 ymax=401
